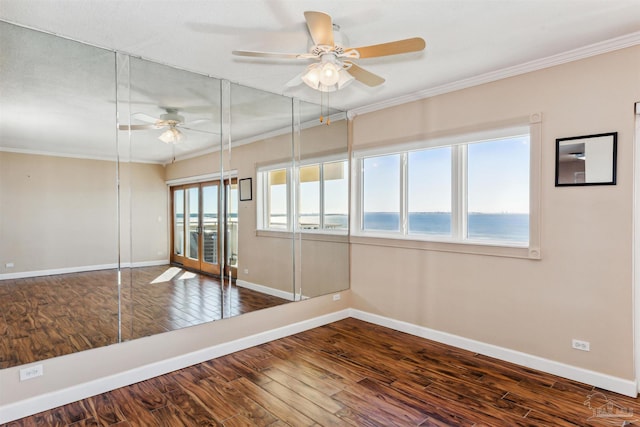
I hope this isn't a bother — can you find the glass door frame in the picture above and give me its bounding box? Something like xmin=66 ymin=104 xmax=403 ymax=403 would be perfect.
xmin=224 ymin=178 xmax=238 ymax=278
xmin=170 ymin=178 xmax=237 ymax=278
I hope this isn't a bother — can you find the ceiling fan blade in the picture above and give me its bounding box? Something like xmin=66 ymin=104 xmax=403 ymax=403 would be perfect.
xmin=232 ymin=50 xmax=302 ymax=60
xmin=304 ymin=11 xmax=334 ymax=46
xmin=131 ymin=112 xmax=161 ymax=124
xmin=118 ymin=124 xmax=160 ymax=131
xmin=348 ymin=37 xmax=426 ymax=59
xmin=180 ymin=126 xmax=219 ymax=135
xmin=183 ymin=119 xmax=211 ymax=126
xmin=345 ymin=63 xmax=385 ymax=87
xmin=284 ymin=72 xmax=304 ymax=88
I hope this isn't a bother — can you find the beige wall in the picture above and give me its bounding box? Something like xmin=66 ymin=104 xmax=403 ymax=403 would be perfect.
xmin=350 ymin=46 xmax=640 ymax=380
xmin=123 ymin=162 xmax=170 ymax=264
xmin=0 ymin=153 xmax=168 ymax=276
xmin=0 ymin=152 xmax=118 ymax=274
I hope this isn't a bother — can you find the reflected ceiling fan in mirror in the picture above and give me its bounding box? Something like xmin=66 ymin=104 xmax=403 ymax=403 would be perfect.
xmin=232 ymin=11 xmax=426 ymax=93
xmin=118 ymin=107 xmax=210 ymax=143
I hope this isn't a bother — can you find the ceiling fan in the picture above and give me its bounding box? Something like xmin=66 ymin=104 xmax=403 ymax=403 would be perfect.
xmin=118 ymin=107 xmax=210 ymax=143
xmin=232 ymin=11 xmax=426 ymax=92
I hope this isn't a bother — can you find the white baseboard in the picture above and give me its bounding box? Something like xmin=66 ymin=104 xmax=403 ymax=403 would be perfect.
xmin=0 ymin=308 xmax=351 ymax=424
xmin=0 ymin=260 xmax=169 ymax=281
xmin=130 ymin=260 xmax=170 ymax=268
xmin=350 ymin=309 xmax=638 ymax=398
xmin=236 ymin=279 xmax=296 ymax=301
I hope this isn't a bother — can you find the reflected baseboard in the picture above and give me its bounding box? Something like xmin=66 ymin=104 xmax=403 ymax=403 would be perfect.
xmin=236 ymin=279 xmax=297 ymax=301
xmin=0 ymin=260 xmax=169 ymax=281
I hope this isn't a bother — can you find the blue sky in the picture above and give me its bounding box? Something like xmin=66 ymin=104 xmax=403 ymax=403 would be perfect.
xmin=363 ymin=136 xmax=530 ymax=214
xmin=467 ymin=136 xmax=530 ymax=213
xmin=270 ymin=135 xmax=530 ymax=219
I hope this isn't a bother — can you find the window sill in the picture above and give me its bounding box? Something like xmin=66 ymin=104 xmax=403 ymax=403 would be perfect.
xmin=349 ymin=234 xmax=540 ymax=259
xmin=256 ymin=229 xmax=349 ymax=243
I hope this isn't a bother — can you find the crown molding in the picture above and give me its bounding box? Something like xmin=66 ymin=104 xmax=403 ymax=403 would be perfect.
xmin=349 ymin=31 xmax=640 ymax=118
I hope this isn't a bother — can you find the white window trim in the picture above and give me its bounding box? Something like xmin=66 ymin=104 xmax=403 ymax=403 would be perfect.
xmin=165 ymin=170 xmax=238 ymax=186
xmin=256 ymin=154 xmax=349 ymax=235
xmin=351 ymin=114 xmax=542 ymax=259
xmin=256 ymin=166 xmax=291 ymax=232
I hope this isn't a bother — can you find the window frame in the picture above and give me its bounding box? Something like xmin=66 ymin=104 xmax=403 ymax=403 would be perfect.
xmin=257 ymin=161 xmax=292 ymax=232
xmin=351 ymin=116 xmax=542 ymax=259
xmin=257 ymin=154 xmax=349 ymax=235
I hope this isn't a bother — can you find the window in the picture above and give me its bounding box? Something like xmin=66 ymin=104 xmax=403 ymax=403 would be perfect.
xmin=354 ymin=128 xmax=532 ymax=247
xmin=299 ymin=165 xmax=321 ymax=229
xmin=408 ymin=147 xmax=452 ymax=237
xmin=467 ymin=136 xmax=530 ymax=242
xmin=258 ymin=158 xmax=348 ymax=232
xmin=322 ymin=161 xmax=349 ymax=230
xmin=363 ymin=154 xmax=401 ymax=231
xmin=266 ymin=168 xmax=288 ymax=230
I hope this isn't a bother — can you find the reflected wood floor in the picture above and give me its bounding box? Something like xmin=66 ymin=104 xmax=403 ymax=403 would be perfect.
xmin=5 ymin=318 xmax=640 ymax=426
xmin=0 ymin=266 xmax=289 ymax=368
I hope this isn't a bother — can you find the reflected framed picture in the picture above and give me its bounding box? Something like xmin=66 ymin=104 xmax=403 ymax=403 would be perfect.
xmin=239 ymin=177 xmax=252 ymax=201
xmin=555 ymin=132 xmax=617 ymax=186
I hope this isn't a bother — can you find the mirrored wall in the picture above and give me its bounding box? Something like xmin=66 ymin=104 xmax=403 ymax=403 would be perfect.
xmin=0 ymin=20 xmax=349 ymax=368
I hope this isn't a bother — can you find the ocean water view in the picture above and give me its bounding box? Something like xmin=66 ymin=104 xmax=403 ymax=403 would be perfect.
xmin=284 ymin=212 xmax=528 ymax=243
xmin=364 ymin=212 xmax=529 ymax=242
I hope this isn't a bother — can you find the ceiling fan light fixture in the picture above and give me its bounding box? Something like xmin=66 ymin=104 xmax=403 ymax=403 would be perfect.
xmin=302 ymin=63 xmax=322 ymax=89
xmin=159 ymin=126 xmax=183 ymax=144
xmin=302 ymin=57 xmax=354 ymax=92
xmin=336 ymin=68 xmax=355 ymax=90
xmin=319 ymin=62 xmax=340 ymax=86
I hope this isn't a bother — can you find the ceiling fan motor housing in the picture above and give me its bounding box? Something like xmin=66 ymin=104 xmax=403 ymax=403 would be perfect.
xmin=160 ymin=111 xmax=184 ymax=124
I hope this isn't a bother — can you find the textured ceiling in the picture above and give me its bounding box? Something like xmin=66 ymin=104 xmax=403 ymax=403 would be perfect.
xmin=1 ymin=0 xmax=640 ymax=163
xmin=2 ymin=0 xmax=640 ymax=112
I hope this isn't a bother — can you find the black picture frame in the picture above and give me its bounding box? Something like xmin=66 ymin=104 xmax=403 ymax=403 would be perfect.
xmin=555 ymin=132 xmax=617 ymax=187
xmin=239 ymin=178 xmax=252 ymax=201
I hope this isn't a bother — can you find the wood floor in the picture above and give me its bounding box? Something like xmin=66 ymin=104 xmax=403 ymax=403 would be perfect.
xmin=0 ymin=266 xmax=289 ymax=369
xmin=4 ymin=317 xmax=640 ymax=426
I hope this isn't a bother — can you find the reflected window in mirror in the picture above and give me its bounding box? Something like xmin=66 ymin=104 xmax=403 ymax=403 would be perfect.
xmin=257 ymin=167 xmax=290 ymax=230
xmin=322 ymin=161 xmax=349 ymax=231
xmin=257 ymin=157 xmax=348 ymax=233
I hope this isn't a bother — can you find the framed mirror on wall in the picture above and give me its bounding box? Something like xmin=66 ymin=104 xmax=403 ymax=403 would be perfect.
xmin=0 ymin=19 xmax=350 ymax=370
xmin=555 ymin=132 xmax=617 ymax=186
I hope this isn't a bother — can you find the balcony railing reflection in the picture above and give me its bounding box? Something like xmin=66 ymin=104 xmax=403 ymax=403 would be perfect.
xmin=174 ymin=218 xmax=238 ymax=268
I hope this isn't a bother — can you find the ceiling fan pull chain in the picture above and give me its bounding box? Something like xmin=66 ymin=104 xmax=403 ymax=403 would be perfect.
xmin=326 ymin=91 xmax=331 ymax=125
xmin=325 ymin=92 xmax=331 ymax=126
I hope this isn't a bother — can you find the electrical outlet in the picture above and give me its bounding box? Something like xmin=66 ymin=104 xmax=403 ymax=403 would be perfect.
xmin=5 ymin=262 xmax=14 ymax=268
xmin=572 ymin=339 xmax=590 ymax=352
xmin=20 ymin=364 xmax=43 ymax=381
xmin=244 ymin=268 xmax=249 ymax=275
xmin=333 ymin=294 xmax=341 ymax=301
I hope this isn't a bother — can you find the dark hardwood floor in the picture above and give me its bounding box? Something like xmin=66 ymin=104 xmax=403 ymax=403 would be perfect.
xmin=0 ymin=266 xmax=289 ymax=368
xmin=4 ymin=317 xmax=640 ymax=426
